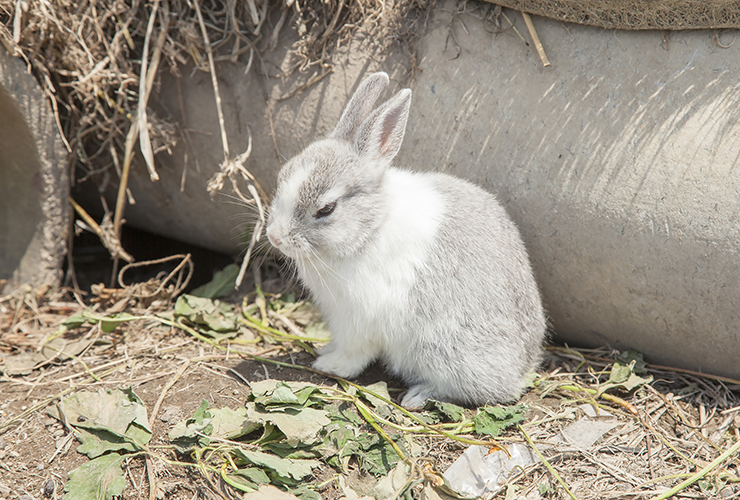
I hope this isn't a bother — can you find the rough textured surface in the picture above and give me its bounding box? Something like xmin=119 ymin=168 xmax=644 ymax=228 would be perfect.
xmin=398 ymin=3 xmax=740 ymax=378
xmin=486 ymin=0 xmax=740 ymax=30
xmin=0 ymin=47 xmax=69 ymax=289
xmin=100 ymin=6 xmax=740 ymax=378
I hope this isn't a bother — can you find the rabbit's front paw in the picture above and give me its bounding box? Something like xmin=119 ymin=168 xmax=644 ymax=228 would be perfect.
xmin=312 ymin=351 xmax=367 ymax=379
xmin=401 ymin=384 xmax=435 ymax=409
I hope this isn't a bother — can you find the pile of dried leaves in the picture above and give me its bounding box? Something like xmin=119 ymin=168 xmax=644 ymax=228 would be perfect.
xmin=1 ymin=265 xmax=740 ymax=499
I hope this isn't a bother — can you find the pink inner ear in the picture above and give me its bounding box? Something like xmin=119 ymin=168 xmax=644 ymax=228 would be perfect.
xmin=378 ymin=106 xmax=402 ymax=156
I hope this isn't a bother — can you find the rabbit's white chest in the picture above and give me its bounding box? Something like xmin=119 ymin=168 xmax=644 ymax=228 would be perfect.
xmin=297 ymin=169 xmax=445 ymax=341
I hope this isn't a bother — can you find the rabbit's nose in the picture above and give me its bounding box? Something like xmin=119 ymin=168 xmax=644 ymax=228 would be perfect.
xmin=266 ymin=226 xmax=282 ymax=247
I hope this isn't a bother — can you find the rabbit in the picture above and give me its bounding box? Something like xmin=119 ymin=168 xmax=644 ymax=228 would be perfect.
xmin=265 ymin=72 xmax=547 ymax=408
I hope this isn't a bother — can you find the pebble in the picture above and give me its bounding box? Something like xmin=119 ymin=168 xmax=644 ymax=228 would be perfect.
xmin=36 ymin=463 xmax=44 ymax=471
xmin=0 ymin=438 xmax=5 ymax=449
xmin=721 ymin=487 xmax=734 ymax=498
xmin=43 ymin=479 xmax=55 ymax=498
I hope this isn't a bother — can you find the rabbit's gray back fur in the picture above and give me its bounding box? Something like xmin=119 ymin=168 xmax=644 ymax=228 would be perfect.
xmin=388 ymin=171 xmax=546 ymax=405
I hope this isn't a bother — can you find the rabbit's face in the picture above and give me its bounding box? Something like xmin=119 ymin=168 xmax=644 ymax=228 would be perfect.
xmin=266 ymin=139 xmax=387 ymax=261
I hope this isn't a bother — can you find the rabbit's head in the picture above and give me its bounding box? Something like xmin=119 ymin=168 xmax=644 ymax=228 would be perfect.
xmin=266 ymin=72 xmax=411 ymax=261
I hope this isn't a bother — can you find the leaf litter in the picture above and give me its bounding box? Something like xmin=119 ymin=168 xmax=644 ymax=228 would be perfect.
xmin=1 ymin=268 xmax=740 ymax=499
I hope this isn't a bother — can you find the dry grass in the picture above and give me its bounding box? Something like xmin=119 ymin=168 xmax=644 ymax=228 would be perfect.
xmin=0 ymin=0 xmax=425 ymax=284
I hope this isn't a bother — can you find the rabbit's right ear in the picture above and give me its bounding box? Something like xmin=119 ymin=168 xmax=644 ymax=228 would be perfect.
xmin=331 ymin=72 xmax=390 ymax=141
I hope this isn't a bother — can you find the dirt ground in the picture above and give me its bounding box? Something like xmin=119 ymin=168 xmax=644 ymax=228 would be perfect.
xmin=2 ymin=279 xmax=740 ymax=500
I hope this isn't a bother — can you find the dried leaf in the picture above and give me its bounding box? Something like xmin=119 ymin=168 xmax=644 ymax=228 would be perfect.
xmin=59 ymin=387 xmax=151 ymax=458
xmin=63 ymin=453 xmax=126 ymax=500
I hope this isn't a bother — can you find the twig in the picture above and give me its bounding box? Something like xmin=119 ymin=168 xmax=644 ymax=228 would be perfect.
xmin=69 ymin=197 xmax=133 ymax=263
xmin=150 ymin=358 xmax=191 ymax=429
xmin=137 ymin=0 xmax=164 ymax=182
xmin=519 ymin=425 xmax=577 ymax=500
xmin=521 ymin=11 xmax=550 ymax=67
xmin=648 ymin=437 xmax=740 ymax=500
xmin=193 ymin=0 xmax=230 ymax=162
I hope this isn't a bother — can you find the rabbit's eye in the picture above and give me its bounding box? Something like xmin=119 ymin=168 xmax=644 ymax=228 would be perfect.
xmin=315 ymin=201 xmax=337 ymax=219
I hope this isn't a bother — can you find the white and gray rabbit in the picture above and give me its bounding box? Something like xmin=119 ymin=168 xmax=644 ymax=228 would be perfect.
xmin=266 ymin=72 xmax=547 ymax=408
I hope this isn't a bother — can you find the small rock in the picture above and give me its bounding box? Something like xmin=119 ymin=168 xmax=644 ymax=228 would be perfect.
xmin=0 ymin=450 xmax=6 ymax=459
xmin=36 ymin=463 xmax=44 ymax=471
xmin=43 ymin=479 xmax=55 ymax=498
xmin=159 ymin=406 xmax=181 ymax=423
xmin=720 ymin=487 xmax=734 ymax=498
xmin=0 ymin=438 xmax=5 ymax=449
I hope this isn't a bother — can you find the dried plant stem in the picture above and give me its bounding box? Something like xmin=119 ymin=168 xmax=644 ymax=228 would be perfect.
xmin=521 ymin=11 xmax=550 ymax=67
xmin=137 ymin=0 xmax=164 ymax=182
xmin=193 ymin=0 xmax=230 ymax=162
xmin=150 ymin=358 xmax=191 ymax=428
xmin=111 ymin=12 xmax=168 ymax=285
xmin=69 ymin=197 xmax=134 ymax=262
xmin=648 ymin=437 xmax=740 ymax=500
xmin=519 ymin=424 xmax=577 ymax=500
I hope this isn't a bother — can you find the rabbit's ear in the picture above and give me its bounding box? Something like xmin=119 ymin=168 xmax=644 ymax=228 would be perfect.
xmin=332 ymin=72 xmax=390 ymax=141
xmin=355 ymin=88 xmax=412 ymax=164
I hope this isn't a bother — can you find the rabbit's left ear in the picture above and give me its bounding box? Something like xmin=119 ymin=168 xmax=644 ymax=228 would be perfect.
xmin=354 ymin=88 xmax=412 ymax=164
xmin=332 ymin=72 xmax=390 ymax=141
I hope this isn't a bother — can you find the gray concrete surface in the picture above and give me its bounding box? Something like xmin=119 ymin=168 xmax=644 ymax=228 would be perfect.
xmin=0 ymin=47 xmax=69 ymax=290
xmin=400 ymin=2 xmax=740 ymax=378
xmin=96 ymin=2 xmax=740 ymax=378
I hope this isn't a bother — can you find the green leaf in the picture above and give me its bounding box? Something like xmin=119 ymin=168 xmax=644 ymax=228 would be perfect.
xmin=63 ymin=453 xmax=126 ymax=500
xmin=473 ymin=404 xmax=526 ymax=437
xmin=227 ymin=467 xmax=270 ymax=492
xmin=423 ymin=400 xmax=465 ymax=423
xmin=338 ymin=431 xmax=403 ymax=475
xmin=249 ymin=380 xmax=330 ymax=409
xmin=99 ymin=312 xmax=138 ymax=333
xmin=262 ymin=441 xmax=322 ymax=459
xmin=63 ymin=313 xmax=88 ymax=329
xmin=245 ymin=402 xmax=330 ymax=447
xmin=232 ymin=449 xmax=319 ymax=483
xmin=75 ymin=428 xmax=137 ymax=458
xmin=191 ymin=264 xmax=240 ymax=299
xmin=174 ymin=294 xmax=239 ymax=334
xmin=168 ymin=400 xmax=213 ymax=451
xmin=327 ymin=402 xmax=364 ymax=427
xmin=59 ymin=388 xmax=151 ymax=458
xmin=598 ymin=350 xmax=653 ymax=395
xmin=616 ymin=349 xmax=648 ymax=374
xmin=270 ymin=383 xmax=302 ymax=405
xmin=209 ymin=406 xmax=261 ymax=440
xmin=289 ymin=485 xmax=322 ymax=500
